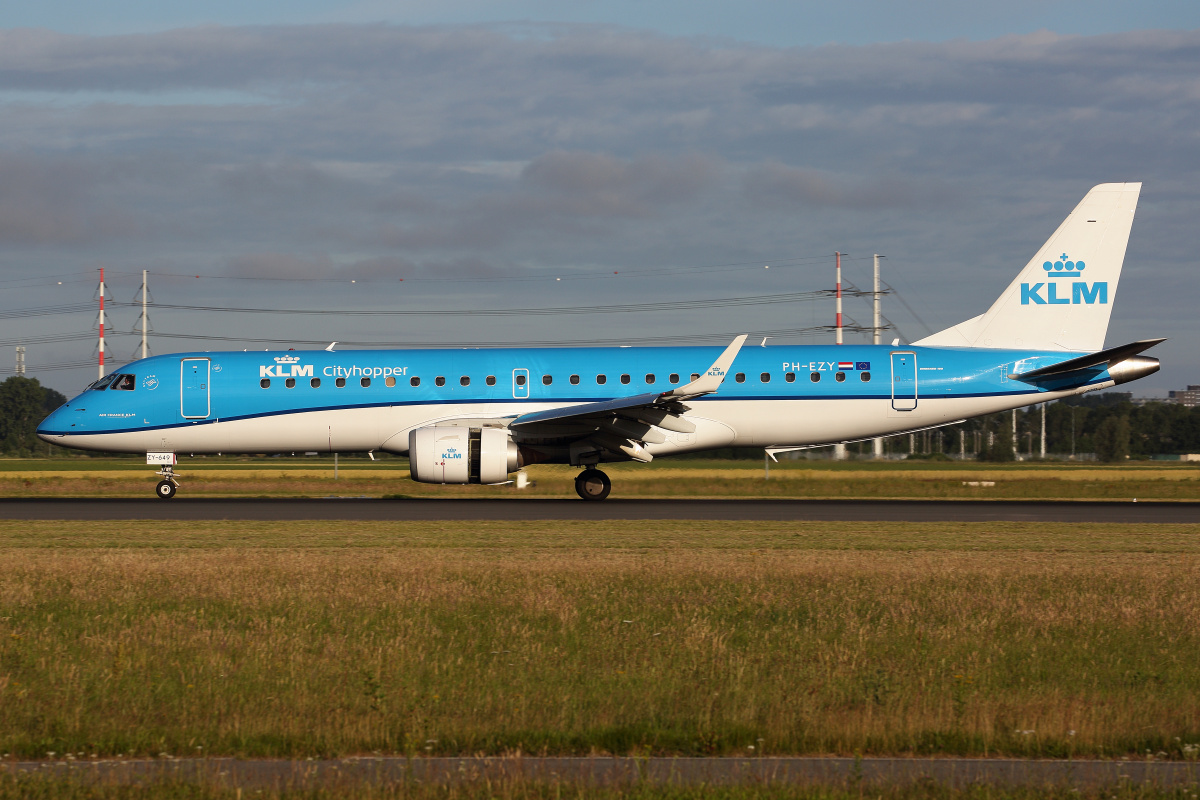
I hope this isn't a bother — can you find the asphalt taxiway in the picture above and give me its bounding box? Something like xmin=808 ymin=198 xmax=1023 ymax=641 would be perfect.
xmin=0 ymin=498 xmax=1197 ymax=522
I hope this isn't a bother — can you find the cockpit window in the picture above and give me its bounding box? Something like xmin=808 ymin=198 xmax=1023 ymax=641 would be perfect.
xmin=89 ymin=374 xmax=117 ymax=391
xmin=111 ymin=374 xmax=136 ymax=391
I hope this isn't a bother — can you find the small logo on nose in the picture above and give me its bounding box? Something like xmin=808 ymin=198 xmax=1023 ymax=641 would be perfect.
xmin=143 ymin=375 xmax=159 ymax=390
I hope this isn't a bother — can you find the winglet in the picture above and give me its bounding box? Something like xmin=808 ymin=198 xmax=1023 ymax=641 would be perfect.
xmin=664 ymin=334 xmax=747 ymax=400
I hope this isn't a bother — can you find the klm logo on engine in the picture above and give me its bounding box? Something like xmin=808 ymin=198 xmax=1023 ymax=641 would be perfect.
xmin=1021 ymin=253 xmax=1107 ymax=305
xmin=260 ymin=356 xmax=314 ymax=379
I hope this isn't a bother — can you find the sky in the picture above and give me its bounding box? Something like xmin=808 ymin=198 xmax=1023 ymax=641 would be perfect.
xmin=1 ymin=2 xmax=1198 ymax=397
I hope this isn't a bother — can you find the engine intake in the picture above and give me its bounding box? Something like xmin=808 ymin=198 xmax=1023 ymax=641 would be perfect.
xmin=409 ymin=426 xmax=519 ymax=484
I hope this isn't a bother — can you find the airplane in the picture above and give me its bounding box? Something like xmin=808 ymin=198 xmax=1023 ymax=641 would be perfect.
xmin=37 ymin=183 xmax=1161 ymax=500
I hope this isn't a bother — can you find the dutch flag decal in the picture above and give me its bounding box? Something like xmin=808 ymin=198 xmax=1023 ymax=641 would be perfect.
xmin=838 ymin=361 xmax=854 ymax=370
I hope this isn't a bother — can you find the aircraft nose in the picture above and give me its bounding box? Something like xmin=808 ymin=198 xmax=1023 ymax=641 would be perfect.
xmin=36 ymin=406 xmax=66 ymax=442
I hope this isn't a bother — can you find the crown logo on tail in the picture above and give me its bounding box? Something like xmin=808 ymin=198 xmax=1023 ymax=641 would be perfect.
xmin=1042 ymin=253 xmax=1086 ymax=278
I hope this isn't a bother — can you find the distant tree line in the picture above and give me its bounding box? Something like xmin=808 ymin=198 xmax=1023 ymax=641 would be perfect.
xmin=0 ymin=377 xmax=68 ymax=456
xmin=899 ymin=392 xmax=1200 ymax=462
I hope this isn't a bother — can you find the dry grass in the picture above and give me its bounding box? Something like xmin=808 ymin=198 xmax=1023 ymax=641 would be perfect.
xmin=1 ymin=520 xmax=1200 ymax=760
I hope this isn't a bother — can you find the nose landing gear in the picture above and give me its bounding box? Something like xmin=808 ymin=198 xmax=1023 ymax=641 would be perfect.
xmin=155 ymin=465 xmax=179 ymax=499
xmin=574 ymin=468 xmax=611 ymax=501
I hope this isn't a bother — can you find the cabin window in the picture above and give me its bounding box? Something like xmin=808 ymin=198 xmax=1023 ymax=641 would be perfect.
xmin=111 ymin=374 xmax=135 ymax=391
xmin=620 ymin=374 xmax=631 ymax=385
xmin=285 ymin=377 xmax=296 ymax=389
xmin=785 ymin=372 xmax=795 ymax=383
xmin=260 ymin=378 xmax=271 ymax=389
xmin=410 ymin=376 xmax=420 ymax=387
xmin=311 ymin=377 xmax=321 ymax=388
xmin=515 ymin=374 xmax=526 ymax=386
xmin=486 ymin=375 xmax=496 ymax=386
xmin=361 ymin=377 xmax=371 ymax=388
xmin=336 ymin=377 xmax=347 ymax=388
xmin=669 ymin=373 xmax=680 ymax=384
xmin=460 ymin=376 xmax=470 ymax=386
xmin=691 ymin=373 xmax=700 ymax=382
xmin=542 ymin=375 xmax=553 ymax=386
xmin=596 ymin=374 xmax=607 ymax=385
xmin=435 ymin=376 xmax=446 ymax=387
xmin=734 ymin=373 xmax=745 ymax=383
xmin=645 ymin=373 xmax=655 ymax=384
xmin=760 ymin=372 xmax=771 ymax=383
xmin=835 ymin=371 xmax=846 ymax=383
xmin=385 ymin=376 xmax=396 ymax=387
xmin=810 ymin=372 xmax=821 ymax=383
xmin=860 ymin=371 xmax=871 ymax=382
xmin=570 ymin=375 xmax=580 ymax=385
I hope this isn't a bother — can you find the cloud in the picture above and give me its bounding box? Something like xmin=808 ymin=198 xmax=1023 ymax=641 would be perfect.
xmin=0 ymin=153 xmax=140 ymax=245
xmin=1 ymin=23 xmax=1198 ymax=389
xmin=742 ymin=162 xmax=952 ymax=210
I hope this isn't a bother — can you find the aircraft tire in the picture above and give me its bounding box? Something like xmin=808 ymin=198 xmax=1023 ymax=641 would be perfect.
xmin=574 ymin=469 xmax=611 ymax=501
xmin=156 ymin=480 xmax=177 ymax=499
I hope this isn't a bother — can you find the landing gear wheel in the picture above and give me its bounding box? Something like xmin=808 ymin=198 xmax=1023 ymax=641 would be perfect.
xmin=155 ymin=480 xmax=177 ymax=499
xmin=575 ymin=469 xmax=611 ymax=501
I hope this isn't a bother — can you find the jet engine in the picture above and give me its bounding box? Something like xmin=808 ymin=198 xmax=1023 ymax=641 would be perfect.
xmin=408 ymin=426 xmax=520 ymax=484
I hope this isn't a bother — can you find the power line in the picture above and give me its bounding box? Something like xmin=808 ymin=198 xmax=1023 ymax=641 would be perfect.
xmin=0 ymin=358 xmax=116 ymax=375
xmin=115 ymin=291 xmax=832 ymax=318
xmin=137 ymin=325 xmax=842 ymax=349
xmin=0 ymin=303 xmax=96 ymax=321
xmin=109 ymin=253 xmax=874 ymax=285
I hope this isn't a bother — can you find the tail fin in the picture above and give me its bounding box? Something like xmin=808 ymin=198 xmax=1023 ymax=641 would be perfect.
xmin=915 ymin=182 xmax=1141 ymax=352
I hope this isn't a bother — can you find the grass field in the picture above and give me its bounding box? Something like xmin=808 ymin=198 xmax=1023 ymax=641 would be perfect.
xmin=1 ymin=457 xmax=1198 ymax=500
xmin=2 ymin=520 xmax=1200 ymax=763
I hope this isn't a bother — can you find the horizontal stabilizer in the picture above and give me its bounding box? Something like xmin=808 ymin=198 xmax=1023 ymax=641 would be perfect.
xmin=1012 ymin=338 xmax=1166 ymax=380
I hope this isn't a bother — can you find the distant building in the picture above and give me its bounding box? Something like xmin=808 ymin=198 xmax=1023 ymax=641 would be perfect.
xmin=1167 ymin=385 xmax=1200 ymax=408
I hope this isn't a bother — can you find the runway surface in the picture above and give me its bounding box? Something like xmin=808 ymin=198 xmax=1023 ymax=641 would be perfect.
xmin=4 ymin=756 xmax=1199 ymax=789
xmin=0 ymin=497 xmax=1197 ymax=522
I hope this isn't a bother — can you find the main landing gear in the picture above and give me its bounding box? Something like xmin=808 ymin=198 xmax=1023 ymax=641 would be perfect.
xmin=574 ymin=468 xmax=611 ymax=501
xmin=155 ymin=465 xmax=179 ymax=499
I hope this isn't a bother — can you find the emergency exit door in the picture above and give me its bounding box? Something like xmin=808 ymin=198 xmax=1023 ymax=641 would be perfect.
xmin=181 ymin=358 xmax=210 ymax=419
xmin=890 ymin=351 xmax=917 ymax=411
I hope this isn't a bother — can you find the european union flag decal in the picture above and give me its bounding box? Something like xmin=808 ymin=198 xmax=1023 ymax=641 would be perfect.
xmin=855 ymin=361 xmax=870 ymax=371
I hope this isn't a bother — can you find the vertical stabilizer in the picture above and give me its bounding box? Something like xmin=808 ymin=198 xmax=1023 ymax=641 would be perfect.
xmin=915 ymin=183 xmax=1141 ymax=352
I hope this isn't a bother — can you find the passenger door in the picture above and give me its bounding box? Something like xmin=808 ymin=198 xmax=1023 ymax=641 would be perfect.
xmin=890 ymin=351 xmax=917 ymax=411
xmin=180 ymin=358 xmax=211 ymax=419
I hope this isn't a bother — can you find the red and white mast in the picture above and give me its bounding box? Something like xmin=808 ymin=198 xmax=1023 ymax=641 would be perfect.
xmin=98 ymin=267 xmax=105 ymax=380
xmin=835 ymin=251 xmax=844 ymax=345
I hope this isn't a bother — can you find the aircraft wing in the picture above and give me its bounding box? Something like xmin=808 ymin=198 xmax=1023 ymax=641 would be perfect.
xmin=508 ymin=335 xmax=747 ymax=462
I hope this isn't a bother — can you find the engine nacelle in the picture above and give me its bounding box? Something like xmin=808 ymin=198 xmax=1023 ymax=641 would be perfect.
xmin=408 ymin=426 xmax=520 ymax=484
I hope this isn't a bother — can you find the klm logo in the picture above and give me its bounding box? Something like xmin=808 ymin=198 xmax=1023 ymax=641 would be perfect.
xmin=260 ymin=358 xmax=314 ymax=378
xmin=1021 ymin=253 xmax=1107 ymax=305
xmin=441 ymin=447 xmax=463 ymax=460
